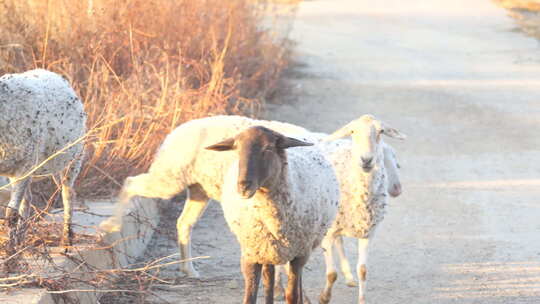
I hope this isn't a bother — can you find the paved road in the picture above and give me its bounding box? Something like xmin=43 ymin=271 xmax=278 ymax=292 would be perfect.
xmin=263 ymin=0 xmax=540 ymax=303
xmin=160 ymin=1 xmax=540 ymax=303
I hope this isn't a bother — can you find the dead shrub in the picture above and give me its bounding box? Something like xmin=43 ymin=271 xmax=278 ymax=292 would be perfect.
xmin=0 ymin=0 xmax=293 ymax=198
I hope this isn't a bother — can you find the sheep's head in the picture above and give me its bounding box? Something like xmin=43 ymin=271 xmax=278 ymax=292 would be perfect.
xmin=325 ymin=115 xmax=406 ymax=173
xmin=206 ymin=126 xmax=313 ymax=199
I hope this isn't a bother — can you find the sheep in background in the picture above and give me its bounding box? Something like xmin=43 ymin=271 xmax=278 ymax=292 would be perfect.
xmin=316 ymin=115 xmax=405 ymax=304
xmin=0 ymin=69 xmax=86 ymax=254
xmin=98 ymin=115 xmax=317 ymax=277
xmin=274 ymin=140 xmax=403 ymax=301
xmin=207 ymin=126 xmax=339 ymax=304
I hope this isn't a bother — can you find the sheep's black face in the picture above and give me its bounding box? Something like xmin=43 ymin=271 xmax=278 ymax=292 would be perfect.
xmin=206 ymin=126 xmax=313 ymax=199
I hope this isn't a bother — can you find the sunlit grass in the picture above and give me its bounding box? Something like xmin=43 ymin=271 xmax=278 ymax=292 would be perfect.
xmin=0 ymin=0 xmax=294 ymax=197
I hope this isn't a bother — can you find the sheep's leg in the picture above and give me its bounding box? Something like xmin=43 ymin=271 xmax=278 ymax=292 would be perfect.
xmin=357 ymin=238 xmax=369 ymax=304
xmin=5 ymin=178 xmax=30 ymax=225
xmin=287 ymin=256 xmax=308 ymax=304
xmin=242 ymin=258 xmax=262 ymax=304
xmin=57 ymin=158 xmax=82 ymax=248
xmin=262 ymin=264 xmax=275 ymax=304
xmin=274 ymin=264 xmax=287 ymax=300
xmin=4 ymin=178 xmax=30 ymax=271
xmin=177 ymin=183 xmax=209 ymax=278
xmin=319 ymin=236 xmax=337 ymax=304
xmin=335 ymin=235 xmax=357 ymax=287
xmin=60 ymin=182 xmax=74 ymax=247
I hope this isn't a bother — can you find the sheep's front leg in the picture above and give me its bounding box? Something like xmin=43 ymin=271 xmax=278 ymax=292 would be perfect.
xmin=357 ymin=238 xmax=369 ymax=304
xmin=287 ymin=256 xmax=309 ymax=304
xmin=262 ymin=264 xmax=275 ymax=304
xmin=242 ymin=259 xmax=262 ymax=304
xmin=335 ymin=235 xmax=357 ymax=287
xmin=319 ymin=236 xmax=337 ymax=304
xmin=274 ymin=264 xmax=287 ymax=300
xmin=177 ymin=183 xmax=209 ymax=278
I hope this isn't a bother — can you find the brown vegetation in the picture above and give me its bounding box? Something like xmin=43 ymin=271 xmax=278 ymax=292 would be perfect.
xmin=0 ymin=0 xmax=293 ymax=197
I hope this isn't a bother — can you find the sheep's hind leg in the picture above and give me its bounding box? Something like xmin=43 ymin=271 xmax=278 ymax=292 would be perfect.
xmin=357 ymin=238 xmax=369 ymax=304
xmin=56 ymin=157 xmax=83 ymax=248
xmin=242 ymin=258 xmax=262 ymax=304
xmin=335 ymin=235 xmax=357 ymax=287
xmin=177 ymin=183 xmax=209 ymax=278
xmin=262 ymin=264 xmax=275 ymax=304
xmin=319 ymin=236 xmax=337 ymax=304
xmin=4 ymin=178 xmax=30 ymax=272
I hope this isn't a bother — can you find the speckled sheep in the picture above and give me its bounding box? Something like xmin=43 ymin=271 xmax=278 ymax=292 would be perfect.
xmin=0 ymin=69 xmax=86 ymax=249
xmin=316 ymin=114 xmax=405 ymax=304
xmin=98 ymin=115 xmax=320 ymax=277
xmin=207 ymin=126 xmax=340 ymax=303
xmin=274 ymin=138 xmax=403 ymax=301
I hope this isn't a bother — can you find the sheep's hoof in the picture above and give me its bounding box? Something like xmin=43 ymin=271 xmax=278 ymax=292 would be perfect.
xmin=346 ymin=279 xmax=358 ymax=287
xmin=319 ymin=292 xmax=331 ymax=304
xmin=274 ymin=285 xmax=285 ymax=301
xmin=180 ymin=265 xmax=201 ymax=278
xmin=98 ymin=217 xmax=121 ymax=233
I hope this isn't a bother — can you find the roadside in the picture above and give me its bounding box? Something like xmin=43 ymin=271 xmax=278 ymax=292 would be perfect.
xmin=99 ymin=0 xmax=540 ymax=303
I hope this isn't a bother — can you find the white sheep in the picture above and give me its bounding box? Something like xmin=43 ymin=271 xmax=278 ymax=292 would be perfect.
xmin=98 ymin=115 xmax=318 ymax=277
xmin=315 ymin=114 xmax=405 ymax=304
xmin=274 ymin=138 xmax=403 ymax=302
xmin=207 ymin=126 xmax=340 ymax=303
xmin=0 ymin=69 xmax=86 ymax=251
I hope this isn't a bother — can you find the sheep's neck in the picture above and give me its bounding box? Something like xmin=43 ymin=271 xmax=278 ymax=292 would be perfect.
xmin=354 ymin=162 xmax=384 ymax=201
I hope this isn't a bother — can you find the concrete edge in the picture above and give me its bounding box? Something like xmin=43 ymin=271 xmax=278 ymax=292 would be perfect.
xmin=0 ymin=197 xmax=161 ymax=304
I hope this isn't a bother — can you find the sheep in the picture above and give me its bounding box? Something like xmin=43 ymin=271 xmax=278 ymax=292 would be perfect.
xmin=314 ymin=115 xmax=405 ymax=304
xmin=329 ymin=142 xmax=402 ymax=287
xmin=206 ymin=126 xmax=340 ymax=304
xmin=0 ymin=69 xmax=86 ymax=253
xmin=98 ymin=115 xmax=319 ymax=277
xmin=273 ymin=138 xmax=403 ymax=302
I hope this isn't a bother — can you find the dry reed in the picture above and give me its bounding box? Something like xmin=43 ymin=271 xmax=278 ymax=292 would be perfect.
xmin=0 ymin=0 xmax=293 ymax=197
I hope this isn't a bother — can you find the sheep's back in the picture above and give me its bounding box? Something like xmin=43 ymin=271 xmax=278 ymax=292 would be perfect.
xmin=0 ymin=69 xmax=86 ymax=177
xmin=146 ymin=115 xmax=315 ymax=200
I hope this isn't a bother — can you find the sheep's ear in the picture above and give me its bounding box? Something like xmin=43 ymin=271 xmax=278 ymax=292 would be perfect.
xmin=276 ymin=136 xmax=314 ymax=149
xmin=382 ymin=123 xmax=406 ymax=140
xmin=205 ymin=138 xmax=235 ymax=151
xmin=323 ymin=122 xmax=354 ymax=142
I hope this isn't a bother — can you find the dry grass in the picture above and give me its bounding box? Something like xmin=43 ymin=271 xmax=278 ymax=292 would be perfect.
xmin=493 ymin=0 xmax=540 ymax=11
xmin=0 ymin=0 xmax=294 ymax=198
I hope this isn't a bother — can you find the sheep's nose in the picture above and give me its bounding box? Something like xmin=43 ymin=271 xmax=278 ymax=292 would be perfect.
xmin=238 ymin=180 xmax=253 ymax=192
xmin=361 ymin=156 xmax=373 ymax=166
xmin=238 ymin=180 xmax=256 ymax=198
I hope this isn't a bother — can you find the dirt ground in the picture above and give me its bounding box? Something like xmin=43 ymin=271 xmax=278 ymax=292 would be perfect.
xmin=116 ymin=0 xmax=540 ymax=303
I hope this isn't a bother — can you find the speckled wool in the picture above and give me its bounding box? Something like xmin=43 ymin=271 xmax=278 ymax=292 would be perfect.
xmin=0 ymin=69 xmax=86 ymax=178
xmin=220 ymin=146 xmax=340 ymax=265
xmin=118 ymin=115 xmax=316 ymax=201
xmin=317 ymin=138 xmax=388 ymax=239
